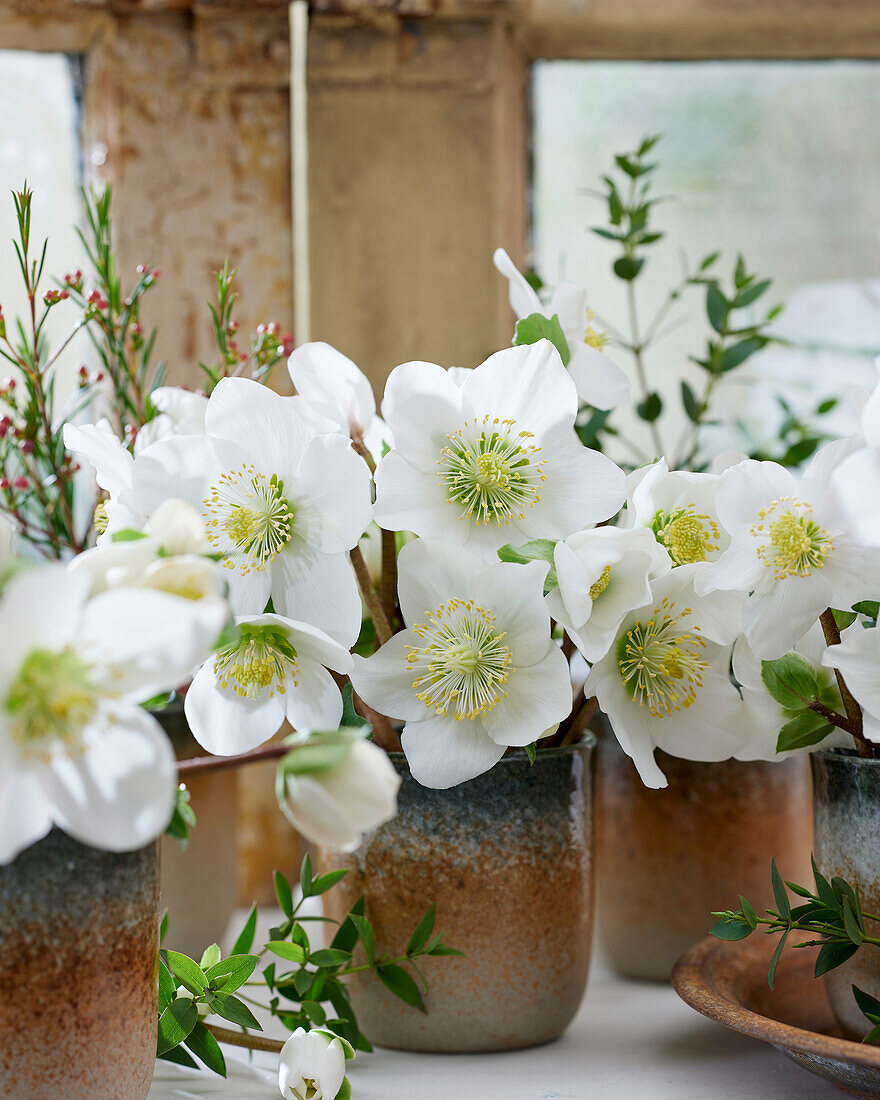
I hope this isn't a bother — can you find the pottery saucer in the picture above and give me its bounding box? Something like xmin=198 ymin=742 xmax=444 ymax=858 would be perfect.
xmin=672 ymin=933 xmax=880 ymax=1098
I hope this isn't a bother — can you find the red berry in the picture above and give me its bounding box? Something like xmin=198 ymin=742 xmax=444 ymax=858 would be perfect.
xmin=19 ymin=439 xmax=35 ymax=455
xmin=13 ymin=476 xmax=28 ymax=490
xmin=0 ymin=479 xmax=9 ymax=491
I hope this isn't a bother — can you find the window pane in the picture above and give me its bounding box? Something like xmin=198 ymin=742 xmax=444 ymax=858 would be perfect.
xmin=532 ymin=60 xmax=880 ymax=460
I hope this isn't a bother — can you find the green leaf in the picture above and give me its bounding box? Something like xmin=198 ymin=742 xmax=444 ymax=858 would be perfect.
xmin=833 ymin=608 xmax=858 ymax=630
xmin=636 ymin=392 xmax=662 ymax=422
xmin=768 ymin=930 xmax=789 ymax=991
xmin=761 ymin=654 xmax=819 ymax=709
xmin=275 ymin=870 xmax=294 ymax=916
xmin=207 ymin=992 xmax=262 ymax=1031
xmin=739 ymin=897 xmax=758 ymax=931
xmin=377 ymin=964 xmax=425 ymax=1011
xmin=311 ymin=869 xmax=348 ymax=896
xmin=110 ymin=527 xmax=148 ymax=542
xmin=165 ymin=951 xmax=208 ymax=995
xmin=231 ymin=904 xmax=258 ymax=956
xmin=719 ymin=338 xmax=764 ymax=372
xmin=512 ymin=312 xmax=570 ymax=367
xmin=349 ymin=914 xmax=375 ymax=966
xmin=281 ymin=739 xmax=353 ymax=777
xmin=812 ymin=856 xmax=839 ymax=912
xmin=862 ymin=1025 xmax=880 ymax=1045
xmin=843 ymin=898 xmax=864 ymax=945
xmin=681 ymin=381 xmax=701 ymax=423
xmin=496 ymin=540 xmax=557 ymax=589
xmin=331 ymin=898 xmax=365 ymax=953
xmin=771 ymin=859 xmax=791 ymax=919
xmin=157 ymin=998 xmax=199 ymax=1056
xmin=854 ymin=600 xmax=880 ymax=619
xmin=613 ymin=256 xmax=644 ymax=282
xmin=854 ymin=985 xmax=880 ymax=1024
xmin=266 ymin=941 xmax=307 ymax=964
xmin=815 ymin=941 xmax=858 ymax=978
xmin=706 ymin=284 xmax=727 ymax=333
xmin=340 ymin=683 xmax=368 ymax=728
xmin=157 ymin=1045 xmax=199 ymax=1069
xmin=775 ymin=712 xmax=835 ymax=753
xmin=335 ymin=1078 xmax=352 ymax=1100
xmin=816 ymin=397 xmax=838 ymax=415
xmin=407 ymin=905 xmax=436 ymax=957
xmin=310 ymin=948 xmax=353 ymax=968
xmin=426 ymin=942 xmax=465 ymax=957
xmin=524 ymin=742 xmax=537 ymax=765
xmin=699 ymin=250 xmax=720 ymax=271
xmin=734 ymin=279 xmax=771 ymax=308
xmin=300 ymin=854 xmax=314 ymax=898
xmin=206 ymin=954 xmax=259 ymax=994
xmin=184 ymin=1021 xmax=227 ymax=1077
xmin=709 ymin=917 xmax=753 ymax=941
xmin=200 ymin=944 xmax=221 ymax=971
xmin=158 ymin=957 xmax=176 ymax=1013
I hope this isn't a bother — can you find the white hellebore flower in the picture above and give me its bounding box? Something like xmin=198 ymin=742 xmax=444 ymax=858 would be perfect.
xmin=278 ymin=1028 xmax=352 ymax=1100
xmin=351 ymin=538 xmax=572 ymax=788
xmin=373 ymin=341 xmax=626 ymax=561
xmin=623 ymin=459 xmax=729 ymax=570
xmin=585 ymin=567 xmax=748 ymax=788
xmin=547 ymin=526 xmax=671 ymax=663
xmin=832 ymin=372 xmax=880 ymax=547
xmin=493 ymin=247 xmax=630 ymax=410
xmin=279 ymin=737 xmax=401 ymax=851
xmin=0 ymin=564 xmax=227 ymax=863
xmin=134 ymin=386 xmax=209 ymax=452
xmin=697 ymin=444 xmax=880 ymax=659
xmin=64 ymin=419 xmax=144 ymax=537
xmin=130 ymin=377 xmax=373 ymax=645
xmin=823 ymin=627 xmax=880 ymax=743
xmin=184 ymin=614 xmax=353 ymax=755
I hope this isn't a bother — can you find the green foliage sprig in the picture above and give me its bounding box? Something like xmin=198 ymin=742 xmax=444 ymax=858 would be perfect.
xmin=158 ymin=854 xmax=462 ymax=1075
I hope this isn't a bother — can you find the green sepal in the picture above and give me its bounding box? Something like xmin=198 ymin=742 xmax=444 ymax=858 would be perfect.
xmin=512 ymin=312 xmax=570 ymax=366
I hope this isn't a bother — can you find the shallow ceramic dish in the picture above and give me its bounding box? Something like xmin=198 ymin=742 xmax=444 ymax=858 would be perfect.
xmin=672 ymin=934 xmax=880 ymax=1098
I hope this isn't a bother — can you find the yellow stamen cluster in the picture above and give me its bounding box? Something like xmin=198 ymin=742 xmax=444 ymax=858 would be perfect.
xmin=752 ymin=497 xmax=834 ymax=579
xmin=406 ymin=597 xmax=514 ymax=721
xmin=652 ymin=505 xmax=720 ymax=566
xmin=584 ymin=309 xmax=608 ymax=352
xmin=214 ymin=625 xmax=298 ymax=700
xmin=5 ymin=647 xmax=99 ymax=756
xmin=617 ymin=599 xmax=708 ymax=718
xmin=203 ymin=463 xmax=295 ymax=575
xmin=438 ymin=416 xmax=546 ymax=527
xmin=589 ymin=565 xmax=612 ymax=601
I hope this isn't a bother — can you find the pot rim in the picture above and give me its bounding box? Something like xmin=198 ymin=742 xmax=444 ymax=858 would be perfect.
xmin=384 ymin=731 xmax=596 ymax=764
xmin=813 ymin=746 xmax=880 ymax=765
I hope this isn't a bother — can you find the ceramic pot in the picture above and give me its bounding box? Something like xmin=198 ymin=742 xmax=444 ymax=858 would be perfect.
xmin=0 ymin=829 xmax=159 ymax=1100
xmin=319 ymin=738 xmax=595 ymax=1052
xmin=156 ymin=703 xmax=238 ymax=957
xmin=812 ymin=748 xmax=880 ymax=1039
xmin=596 ymin=729 xmax=814 ymax=981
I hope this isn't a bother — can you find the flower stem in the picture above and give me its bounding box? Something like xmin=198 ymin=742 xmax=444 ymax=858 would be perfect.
xmin=176 ymin=741 xmax=291 ymax=778
xmin=380 ymin=528 xmax=398 ymax=635
xmin=819 ymin=608 xmax=875 ymax=759
xmin=560 ymin=695 xmax=599 ymax=747
xmin=350 ymin=544 xmax=392 ymax=646
xmin=205 ymin=1023 xmax=284 ymax=1055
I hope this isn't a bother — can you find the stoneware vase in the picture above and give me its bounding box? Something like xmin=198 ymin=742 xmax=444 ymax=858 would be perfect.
xmin=812 ymin=747 xmax=880 ymax=1039
xmin=156 ymin=702 xmax=238 ymax=957
xmin=596 ymin=729 xmax=814 ymax=981
xmin=319 ymin=737 xmax=596 ymax=1052
xmin=0 ymin=829 xmax=159 ymax=1100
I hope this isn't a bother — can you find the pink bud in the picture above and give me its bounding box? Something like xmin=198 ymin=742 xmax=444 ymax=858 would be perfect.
xmin=13 ymin=476 xmax=28 ymax=490
xmin=19 ymin=439 xmax=35 ymax=456
xmin=0 ymin=479 xmax=9 ymax=491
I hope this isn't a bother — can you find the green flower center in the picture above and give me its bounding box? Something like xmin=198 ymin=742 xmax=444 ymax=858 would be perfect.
xmin=204 ymin=464 xmax=295 ymax=574
xmin=293 ymin=1082 xmax=318 ymax=1100
xmin=616 ymin=604 xmax=708 ymax=717
xmin=439 ymin=417 xmax=546 ymax=527
xmin=752 ymin=498 xmax=834 ymax=579
xmin=406 ymin=597 xmax=514 ymax=721
xmin=589 ymin=565 xmax=612 ymax=601
xmin=5 ymin=647 xmax=99 ymax=753
xmin=651 ymin=506 xmax=720 ymax=566
xmin=214 ymin=624 xmax=298 ymax=699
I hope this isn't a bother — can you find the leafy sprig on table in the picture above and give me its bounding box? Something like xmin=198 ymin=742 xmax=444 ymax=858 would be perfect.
xmin=711 ymin=858 xmax=880 ymax=1042
xmin=157 ymin=854 xmax=462 ymax=1075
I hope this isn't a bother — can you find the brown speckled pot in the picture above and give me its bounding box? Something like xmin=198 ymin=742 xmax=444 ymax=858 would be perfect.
xmin=812 ymin=748 xmax=880 ymax=1039
xmin=156 ymin=703 xmax=238 ymax=958
xmin=319 ymin=737 xmax=595 ymax=1052
xmin=0 ymin=829 xmax=159 ymax=1099
xmin=596 ymin=729 xmax=814 ymax=981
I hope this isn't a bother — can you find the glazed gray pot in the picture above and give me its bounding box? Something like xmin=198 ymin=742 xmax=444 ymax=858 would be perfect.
xmin=812 ymin=748 xmax=880 ymax=1039
xmin=156 ymin=702 xmax=238 ymax=958
xmin=0 ymin=829 xmax=159 ymax=1099
xmin=319 ymin=737 xmax=595 ymax=1052
xmin=596 ymin=728 xmax=814 ymax=981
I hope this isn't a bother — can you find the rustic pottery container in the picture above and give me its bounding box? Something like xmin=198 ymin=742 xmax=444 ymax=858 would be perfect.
xmin=0 ymin=829 xmax=159 ymax=1100
xmin=812 ymin=748 xmax=880 ymax=1039
xmin=596 ymin=729 xmax=814 ymax=981
xmin=156 ymin=702 xmax=238 ymax=957
xmin=320 ymin=737 xmax=595 ymax=1052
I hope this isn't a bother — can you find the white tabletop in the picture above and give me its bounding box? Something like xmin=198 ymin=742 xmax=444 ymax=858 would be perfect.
xmin=150 ymin=909 xmax=843 ymax=1099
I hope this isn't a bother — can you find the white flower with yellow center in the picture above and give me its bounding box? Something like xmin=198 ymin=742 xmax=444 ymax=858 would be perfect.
xmin=623 ymin=459 xmax=729 ymax=570
xmin=184 ymin=613 xmax=353 ymax=755
xmin=832 ymin=371 xmax=880 ymax=547
xmin=493 ymin=247 xmax=631 ymax=410
xmin=822 ymin=624 xmax=880 ymax=744
xmin=0 ymin=563 xmax=228 ymax=864
xmin=547 ymin=526 xmax=671 ymax=663
xmin=585 ymin=567 xmax=748 ymax=788
xmin=373 ymin=341 xmax=626 ymax=561
xmin=278 ymin=1028 xmax=352 ymax=1100
xmin=350 ymin=538 xmax=572 ymax=788
xmin=127 ymin=377 xmax=373 ymax=646
xmin=134 ymin=386 xmax=208 ymax=452
xmin=697 ymin=445 xmax=880 ymax=658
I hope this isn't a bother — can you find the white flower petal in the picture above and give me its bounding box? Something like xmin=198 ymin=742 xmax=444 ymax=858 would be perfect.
xmin=373 ymin=451 xmax=461 ymax=542
xmin=0 ymin=763 xmax=54 ymax=864
xmin=63 ymin=420 xmax=134 ymax=499
xmin=492 ymin=246 xmax=542 ymax=319
xmin=270 ymin=550 xmax=362 ymax=648
xmin=205 ymin=378 xmax=316 ymax=474
xmin=518 ymin=442 xmax=625 ymax=538
xmin=381 ymin=360 xmax=464 ymax=471
xmin=396 ymin=538 xmax=491 ymax=628
xmin=349 ymin=633 xmax=427 ymax=722
xmin=741 ymin=574 xmax=832 ymax=659
xmin=481 ymin=646 xmax=572 ymax=746
xmin=288 ymin=341 xmax=375 ymax=435
xmin=566 ymin=341 xmax=631 ymax=410
xmin=184 ymin=659 xmax=287 ymax=754
xmin=401 ymin=714 xmax=506 ymax=789
xmin=0 ymin=564 xmax=89 ymax=668
xmin=293 ymin=434 xmax=373 ymax=554
xmin=285 ymin=661 xmax=343 ymax=734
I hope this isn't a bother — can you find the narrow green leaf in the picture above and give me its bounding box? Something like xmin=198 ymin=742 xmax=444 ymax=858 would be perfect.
xmin=768 ymin=930 xmax=789 ymax=991
xmin=844 ymin=899 xmax=866 ymax=945
xmin=734 ymin=278 xmax=771 ymax=308
xmin=681 ymin=381 xmax=701 ymax=423
xmin=832 ymin=609 xmax=858 ymax=630
xmin=199 ymin=944 xmax=221 ymax=970
xmin=311 ymin=869 xmax=348 ymax=896
xmin=496 ymin=539 xmax=557 ymax=589
xmin=426 ymin=943 xmax=465 ymax=957
xmin=377 ymin=964 xmax=425 ymax=1011
xmin=407 ymin=905 xmax=436 ymax=957
xmin=158 ymin=957 xmax=176 ymax=1013
xmin=524 ymin=742 xmax=537 ymax=766
xmin=165 ymin=951 xmax=208 ymax=995
xmin=709 ymin=917 xmax=753 ymax=941
xmin=206 ymin=954 xmax=259 ymax=994
xmin=815 ymin=941 xmax=858 ymax=977
xmin=266 ymin=941 xmax=307 ymax=963
xmin=739 ymin=897 xmax=758 ymax=931
xmin=771 ymin=859 xmax=791 ymax=919
xmin=335 ymin=1078 xmax=352 ymax=1100
xmin=854 ymin=985 xmax=880 ymax=1023
xmin=303 ymin=1000 xmax=327 ymax=1025
xmin=862 ymin=1024 xmax=880 ymax=1045
xmin=310 ymin=948 xmax=353 ymax=968
xmin=231 ymin=904 xmax=258 ymax=956
xmin=776 ymin=712 xmax=835 ymax=753
xmin=207 ymin=992 xmax=262 ymax=1031
xmin=349 ymin=914 xmax=375 ymax=966
xmin=300 ymin=854 xmax=314 ymax=898
xmin=158 ymin=1045 xmax=199 ymax=1069
xmin=706 ymin=284 xmax=727 ymax=333
xmin=184 ymin=1021 xmax=227 ymax=1077
xmin=275 ymin=871 xmax=294 ymax=916
xmin=719 ymin=338 xmax=764 ymax=372
xmin=331 ymin=898 xmax=365 ymax=953
xmin=157 ymin=998 xmax=199 ymax=1056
